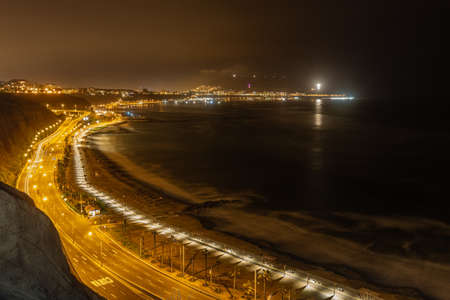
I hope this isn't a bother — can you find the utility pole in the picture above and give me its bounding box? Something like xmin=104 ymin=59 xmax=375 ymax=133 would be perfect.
xmin=204 ymin=249 xmax=208 ymax=285
xmin=153 ymin=231 xmax=157 ymax=257
xmin=161 ymin=243 xmax=165 ymax=267
xmin=170 ymin=244 xmax=173 ymax=272
xmin=192 ymin=253 xmax=195 ymax=276
xmin=179 ymin=244 xmax=182 ymax=273
xmin=233 ymin=264 xmax=237 ymax=290
xmin=182 ymin=244 xmax=185 ymax=277
xmin=263 ymin=273 xmax=266 ymax=300
xmin=254 ymin=269 xmax=257 ymax=300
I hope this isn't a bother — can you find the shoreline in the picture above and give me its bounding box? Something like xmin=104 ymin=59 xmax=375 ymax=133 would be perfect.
xmin=77 ymin=122 xmax=450 ymax=300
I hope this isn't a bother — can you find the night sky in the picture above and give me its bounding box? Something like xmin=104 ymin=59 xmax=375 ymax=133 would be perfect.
xmin=0 ymin=1 xmax=443 ymax=98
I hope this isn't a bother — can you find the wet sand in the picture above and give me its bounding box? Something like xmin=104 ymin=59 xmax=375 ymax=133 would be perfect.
xmin=77 ymin=124 xmax=450 ymax=300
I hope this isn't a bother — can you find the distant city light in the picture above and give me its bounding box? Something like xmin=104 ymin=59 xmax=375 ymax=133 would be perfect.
xmin=316 ymin=83 xmax=322 ymax=90
xmin=329 ymin=97 xmax=354 ymax=100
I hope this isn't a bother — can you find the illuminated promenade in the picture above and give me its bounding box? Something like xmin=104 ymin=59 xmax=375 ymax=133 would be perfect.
xmin=17 ymin=116 xmax=217 ymax=299
xmin=16 ymin=112 xmax=373 ymax=300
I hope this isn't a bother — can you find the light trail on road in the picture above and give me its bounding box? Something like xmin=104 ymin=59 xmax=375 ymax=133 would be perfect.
xmin=17 ymin=114 xmax=219 ymax=300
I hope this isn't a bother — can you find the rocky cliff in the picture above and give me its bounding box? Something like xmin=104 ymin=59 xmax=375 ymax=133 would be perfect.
xmin=0 ymin=182 xmax=102 ymax=300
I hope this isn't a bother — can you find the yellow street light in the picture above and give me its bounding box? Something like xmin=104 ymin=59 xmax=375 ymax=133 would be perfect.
xmin=43 ymin=173 xmax=47 ymax=177
xmin=33 ymin=185 xmax=38 ymax=189
xmin=48 ymin=183 xmax=53 ymax=187
xmin=43 ymin=196 xmax=48 ymax=201
xmin=88 ymin=231 xmax=93 ymax=237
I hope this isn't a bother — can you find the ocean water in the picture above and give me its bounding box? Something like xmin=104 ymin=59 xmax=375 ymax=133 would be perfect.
xmin=90 ymin=100 xmax=450 ymax=221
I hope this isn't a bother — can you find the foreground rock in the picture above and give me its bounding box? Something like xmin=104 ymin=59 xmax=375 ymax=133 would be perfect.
xmin=0 ymin=182 xmax=103 ymax=300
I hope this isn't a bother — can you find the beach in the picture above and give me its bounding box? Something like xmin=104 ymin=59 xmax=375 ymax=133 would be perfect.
xmin=73 ymin=121 xmax=450 ymax=300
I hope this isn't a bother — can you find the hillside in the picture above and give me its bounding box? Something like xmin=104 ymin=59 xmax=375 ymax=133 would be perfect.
xmin=0 ymin=93 xmax=58 ymax=184
xmin=0 ymin=182 xmax=103 ymax=299
xmin=19 ymin=93 xmax=91 ymax=109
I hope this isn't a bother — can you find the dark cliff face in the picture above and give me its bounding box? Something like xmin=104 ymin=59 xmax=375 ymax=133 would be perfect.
xmin=0 ymin=93 xmax=58 ymax=184
xmin=0 ymin=182 xmax=103 ymax=300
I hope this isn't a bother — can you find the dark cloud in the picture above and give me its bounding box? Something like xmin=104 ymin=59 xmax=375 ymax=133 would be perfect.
xmin=0 ymin=0 xmax=443 ymax=98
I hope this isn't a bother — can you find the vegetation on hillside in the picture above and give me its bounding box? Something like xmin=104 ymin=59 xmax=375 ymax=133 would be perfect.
xmin=19 ymin=93 xmax=91 ymax=109
xmin=0 ymin=93 xmax=58 ymax=184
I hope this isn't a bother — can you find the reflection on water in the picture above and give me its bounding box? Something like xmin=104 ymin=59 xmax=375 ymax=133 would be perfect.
xmin=314 ymin=99 xmax=322 ymax=128
xmin=311 ymin=100 xmax=323 ymax=171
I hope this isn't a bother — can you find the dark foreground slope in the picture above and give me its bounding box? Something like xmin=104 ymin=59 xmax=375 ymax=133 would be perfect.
xmin=0 ymin=93 xmax=58 ymax=184
xmin=0 ymin=182 xmax=103 ymax=300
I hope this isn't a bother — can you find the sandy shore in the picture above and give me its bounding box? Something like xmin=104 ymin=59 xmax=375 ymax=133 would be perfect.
xmin=76 ymin=123 xmax=450 ymax=300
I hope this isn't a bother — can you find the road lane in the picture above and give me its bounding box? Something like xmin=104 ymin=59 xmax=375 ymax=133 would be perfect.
xmin=17 ymin=114 xmax=218 ymax=300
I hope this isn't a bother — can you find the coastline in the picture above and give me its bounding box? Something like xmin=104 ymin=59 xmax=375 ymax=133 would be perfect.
xmin=79 ymin=122 xmax=450 ymax=300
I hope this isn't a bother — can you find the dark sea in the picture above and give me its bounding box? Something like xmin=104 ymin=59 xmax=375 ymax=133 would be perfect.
xmin=91 ymin=100 xmax=450 ymax=222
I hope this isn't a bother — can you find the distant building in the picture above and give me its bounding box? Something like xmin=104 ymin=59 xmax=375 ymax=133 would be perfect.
xmin=0 ymin=79 xmax=62 ymax=94
xmin=61 ymin=88 xmax=80 ymax=94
